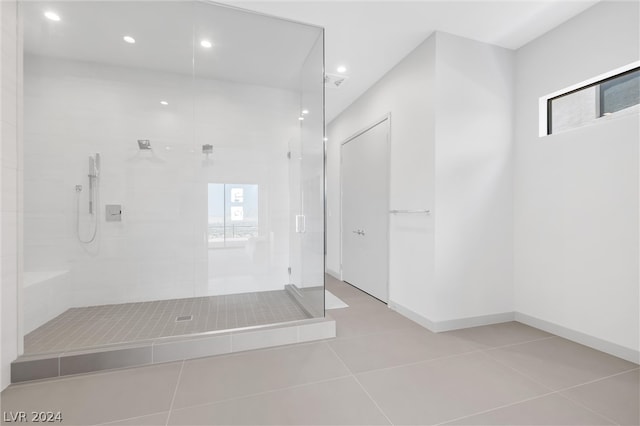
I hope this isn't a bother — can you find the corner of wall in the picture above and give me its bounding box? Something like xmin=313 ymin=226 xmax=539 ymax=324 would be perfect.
xmin=431 ymin=30 xmax=516 ymax=321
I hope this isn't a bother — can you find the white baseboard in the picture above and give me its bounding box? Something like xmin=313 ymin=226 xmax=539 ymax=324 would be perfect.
xmin=387 ymin=301 xmax=639 ymax=364
xmin=388 ymin=300 xmax=514 ymax=332
xmin=388 ymin=301 xmax=438 ymax=331
xmin=515 ymin=312 xmax=639 ymax=364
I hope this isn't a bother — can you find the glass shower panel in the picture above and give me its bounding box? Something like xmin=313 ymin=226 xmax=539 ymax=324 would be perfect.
xmin=22 ymin=0 xmax=198 ymax=352
xmin=192 ymin=2 xmax=325 ymax=319
xmin=289 ymin=32 xmax=325 ymax=316
xmin=22 ymin=0 xmax=324 ymax=356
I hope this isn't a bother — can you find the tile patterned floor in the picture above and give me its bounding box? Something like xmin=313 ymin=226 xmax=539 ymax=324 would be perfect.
xmin=2 ymin=275 xmax=638 ymax=425
xmin=24 ymin=290 xmax=311 ymax=354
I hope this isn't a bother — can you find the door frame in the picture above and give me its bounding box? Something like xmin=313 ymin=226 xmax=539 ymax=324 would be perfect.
xmin=339 ymin=113 xmax=391 ymax=301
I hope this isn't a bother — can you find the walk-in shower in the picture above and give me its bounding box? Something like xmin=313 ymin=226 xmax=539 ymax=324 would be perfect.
xmin=19 ymin=0 xmax=326 ymax=367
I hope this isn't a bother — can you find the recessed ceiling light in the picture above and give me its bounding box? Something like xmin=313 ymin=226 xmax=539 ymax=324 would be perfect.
xmin=337 ymin=65 xmax=347 ymax=73
xmin=301 ymin=109 xmax=309 ymax=115
xmin=298 ymin=116 xmax=304 ymax=121
xmin=123 ymin=36 xmax=136 ymax=44
xmin=200 ymin=40 xmax=213 ymax=48
xmin=160 ymin=101 xmax=169 ymax=106
xmin=44 ymin=11 xmax=61 ymax=21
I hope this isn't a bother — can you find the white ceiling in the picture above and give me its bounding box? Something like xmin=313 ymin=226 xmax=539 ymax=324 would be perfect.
xmin=22 ymin=1 xmax=322 ymax=89
xmin=230 ymin=0 xmax=600 ymax=121
xmin=23 ymin=0 xmax=600 ymax=123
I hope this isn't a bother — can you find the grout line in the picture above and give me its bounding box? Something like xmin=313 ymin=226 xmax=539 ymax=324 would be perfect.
xmin=480 ymin=348 xmax=557 ymax=393
xmin=485 ymin=335 xmax=557 ymax=349
xmin=350 ymin=347 xmax=488 ymax=377
xmin=93 ymin=411 xmax=170 ymax=426
xmin=165 ymin=360 xmax=185 ymax=426
xmin=436 ymin=372 xmax=631 ymax=426
xmin=436 ymin=366 xmax=638 ymax=426
xmin=554 ymin=392 xmax=621 ymax=426
xmin=556 ymin=366 xmax=639 ymax=392
xmin=482 ymin=346 xmax=639 ymax=395
xmin=435 ymin=390 xmax=558 ymax=425
xmin=167 ymin=374 xmax=354 ymax=415
xmin=552 ymin=367 xmax=639 ymax=426
xmin=479 ymin=351 xmax=637 ymax=426
xmin=324 ymin=342 xmax=395 ymax=426
xmin=348 ymin=334 xmax=557 ymax=364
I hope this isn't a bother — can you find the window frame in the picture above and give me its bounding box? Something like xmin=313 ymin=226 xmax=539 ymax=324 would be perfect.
xmin=540 ymin=62 xmax=640 ymax=137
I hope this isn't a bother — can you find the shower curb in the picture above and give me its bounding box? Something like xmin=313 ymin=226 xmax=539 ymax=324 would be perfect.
xmin=11 ymin=317 xmax=335 ymax=383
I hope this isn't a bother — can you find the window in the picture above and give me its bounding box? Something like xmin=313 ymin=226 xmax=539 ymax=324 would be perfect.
xmin=208 ymin=183 xmax=259 ymax=248
xmin=546 ymin=67 xmax=639 ymax=135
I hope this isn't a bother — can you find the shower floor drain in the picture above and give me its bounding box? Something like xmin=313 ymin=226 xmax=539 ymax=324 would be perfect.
xmin=175 ymin=315 xmax=193 ymax=322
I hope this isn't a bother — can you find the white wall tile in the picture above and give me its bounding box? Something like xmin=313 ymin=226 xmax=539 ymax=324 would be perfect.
xmin=2 ymin=166 xmax=17 ymax=212
xmin=24 ymin=55 xmax=299 ymax=310
xmin=1 ymin=122 xmax=17 ymax=168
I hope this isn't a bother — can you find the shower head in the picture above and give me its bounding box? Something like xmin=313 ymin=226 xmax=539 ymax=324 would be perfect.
xmin=138 ymin=140 xmax=152 ymax=150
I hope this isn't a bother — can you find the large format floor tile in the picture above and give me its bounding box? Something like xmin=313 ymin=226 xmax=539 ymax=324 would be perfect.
xmin=328 ymin=304 xmax=421 ymax=338
xmin=329 ymin=327 xmax=480 ymax=373
xmin=444 ymin=321 xmax=553 ymax=349
xmin=168 ymin=377 xmax=390 ymax=425
xmin=486 ymin=337 xmax=637 ymax=390
xmin=2 ymin=276 xmax=637 ymax=426
xmin=356 ymin=351 xmax=549 ymax=425
xmin=445 ymin=393 xmax=614 ymax=425
xmin=325 ymin=276 xmax=370 ymax=301
xmin=562 ymin=369 xmax=640 ymax=425
xmin=0 ymin=363 xmax=181 ymax=425
xmin=171 ymin=342 xmax=350 ymax=409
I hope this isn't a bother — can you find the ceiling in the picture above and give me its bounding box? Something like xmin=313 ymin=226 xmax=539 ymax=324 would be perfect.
xmin=230 ymin=0 xmax=600 ymax=121
xmin=23 ymin=0 xmax=600 ymax=123
xmin=22 ymin=1 xmax=322 ymax=89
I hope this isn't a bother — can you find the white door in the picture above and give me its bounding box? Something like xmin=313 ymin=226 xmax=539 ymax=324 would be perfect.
xmin=341 ymin=118 xmax=389 ymax=302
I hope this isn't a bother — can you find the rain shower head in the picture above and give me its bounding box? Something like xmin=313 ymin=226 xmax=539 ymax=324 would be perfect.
xmin=138 ymin=140 xmax=151 ymax=150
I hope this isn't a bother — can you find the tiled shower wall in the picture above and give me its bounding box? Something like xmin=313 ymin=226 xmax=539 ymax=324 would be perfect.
xmin=23 ymin=54 xmax=299 ymax=322
xmin=1 ymin=0 xmax=21 ymax=390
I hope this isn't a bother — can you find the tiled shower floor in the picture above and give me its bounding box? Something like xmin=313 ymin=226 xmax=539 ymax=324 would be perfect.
xmin=24 ymin=290 xmax=311 ymax=354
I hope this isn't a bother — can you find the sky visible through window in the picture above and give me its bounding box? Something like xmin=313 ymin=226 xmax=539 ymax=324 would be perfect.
xmin=208 ymin=183 xmax=259 ymax=246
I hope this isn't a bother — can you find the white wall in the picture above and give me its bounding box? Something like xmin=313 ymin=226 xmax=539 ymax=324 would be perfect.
xmin=514 ymin=1 xmax=639 ymax=357
xmin=433 ymin=32 xmax=514 ymax=322
xmin=0 ymin=0 xmax=21 ymax=391
xmin=23 ymin=55 xmax=298 ymax=311
xmin=327 ymin=35 xmax=437 ymax=318
xmin=328 ymin=32 xmax=515 ymax=327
